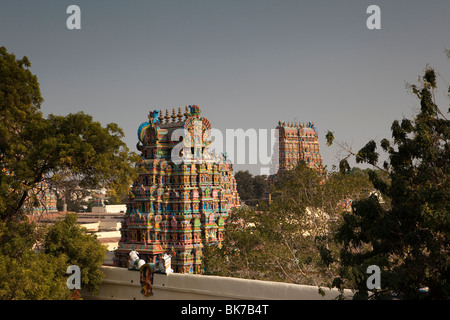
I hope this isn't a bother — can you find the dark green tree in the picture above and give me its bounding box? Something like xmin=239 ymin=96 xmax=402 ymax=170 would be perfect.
xmin=326 ymin=66 xmax=450 ymax=299
xmin=234 ymin=170 xmax=255 ymax=203
xmin=0 ymin=46 xmax=44 ymax=218
xmin=253 ymin=175 xmax=268 ymax=200
xmin=234 ymin=170 xmax=269 ymax=206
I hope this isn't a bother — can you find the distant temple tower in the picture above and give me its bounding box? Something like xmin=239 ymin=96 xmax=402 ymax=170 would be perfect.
xmin=25 ymin=181 xmax=58 ymax=214
xmin=114 ymin=105 xmax=240 ymax=274
xmin=276 ymin=120 xmax=324 ymax=172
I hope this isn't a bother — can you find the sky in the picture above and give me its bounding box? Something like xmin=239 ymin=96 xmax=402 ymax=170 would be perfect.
xmin=1 ymin=0 xmax=449 ymax=175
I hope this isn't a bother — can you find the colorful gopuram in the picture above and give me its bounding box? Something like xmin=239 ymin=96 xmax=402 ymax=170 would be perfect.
xmin=1 ymin=167 xmax=58 ymax=215
xmin=277 ymin=120 xmax=324 ymax=172
xmin=25 ymin=182 xmax=58 ymax=214
xmin=114 ymin=105 xmax=240 ymax=274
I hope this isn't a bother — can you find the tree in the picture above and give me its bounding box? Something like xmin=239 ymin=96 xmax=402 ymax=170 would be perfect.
xmin=0 ymin=213 xmax=107 ymax=299
xmin=234 ymin=170 xmax=255 ymax=203
xmin=234 ymin=170 xmax=269 ymax=206
xmin=202 ymin=206 xmax=265 ymax=279
xmin=253 ymin=175 xmax=268 ymax=201
xmin=0 ymin=46 xmax=139 ymax=220
xmin=0 ymin=219 xmax=71 ymax=299
xmin=0 ymin=46 xmax=138 ymax=299
xmin=326 ymin=66 xmax=450 ymax=299
xmin=0 ymin=46 xmax=44 ymax=218
xmin=203 ymin=162 xmax=374 ymax=288
xmin=44 ymin=213 xmax=107 ymax=295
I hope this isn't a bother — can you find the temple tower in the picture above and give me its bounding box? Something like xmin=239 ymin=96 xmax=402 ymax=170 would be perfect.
xmin=114 ymin=106 xmax=240 ymax=274
xmin=276 ymin=121 xmax=324 ymax=172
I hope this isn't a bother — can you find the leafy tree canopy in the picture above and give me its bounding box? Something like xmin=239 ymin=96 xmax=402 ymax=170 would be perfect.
xmin=0 ymin=46 xmax=139 ymax=219
xmin=234 ymin=170 xmax=268 ymax=206
xmin=0 ymin=46 xmax=136 ymax=299
xmin=44 ymin=213 xmax=107 ymax=295
xmin=0 ymin=214 xmax=106 ymax=299
xmin=326 ymin=66 xmax=450 ymax=299
xmin=204 ymin=162 xmax=374 ymax=288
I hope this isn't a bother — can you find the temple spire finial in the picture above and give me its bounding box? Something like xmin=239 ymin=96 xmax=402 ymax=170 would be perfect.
xmin=165 ymin=109 xmax=170 ymax=123
xmin=171 ymin=108 xmax=177 ymax=122
xmin=177 ymin=107 xmax=183 ymax=122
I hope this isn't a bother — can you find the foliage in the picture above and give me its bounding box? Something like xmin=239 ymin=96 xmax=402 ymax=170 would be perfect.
xmin=0 ymin=213 xmax=107 ymax=299
xmin=203 ymin=163 xmax=374 ymax=289
xmin=43 ymin=112 xmax=140 ymax=204
xmin=202 ymin=206 xmax=265 ymax=279
xmin=234 ymin=170 xmax=255 ymax=202
xmin=0 ymin=46 xmax=44 ymax=218
xmin=0 ymin=251 xmax=70 ymax=300
xmin=234 ymin=170 xmax=268 ymax=206
xmin=326 ymin=67 xmax=450 ymax=299
xmin=44 ymin=213 xmax=107 ymax=295
xmin=0 ymin=46 xmax=139 ymax=220
xmin=0 ymin=219 xmax=71 ymax=299
xmin=0 ymin=46 xmax=133 ymax=299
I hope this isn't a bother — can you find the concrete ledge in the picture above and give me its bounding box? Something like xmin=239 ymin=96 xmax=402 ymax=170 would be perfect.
xmin=99 ymin=221 xmax=121 ymax=231
xmin=95 ymin=231 xmax=121 ymax=239
xmin=81 ymin=222 xmax=99 ymax=232
xmin=83 ymin=266 xmax=353 ymax=300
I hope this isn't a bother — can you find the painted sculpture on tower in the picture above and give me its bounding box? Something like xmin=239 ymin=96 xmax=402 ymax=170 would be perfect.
xmin=114 ymin=105 xmax=241 ymax=274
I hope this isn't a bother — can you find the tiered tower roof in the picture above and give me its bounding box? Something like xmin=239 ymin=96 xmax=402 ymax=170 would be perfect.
xmin=114 ymin=106 xmax=240 ymax=274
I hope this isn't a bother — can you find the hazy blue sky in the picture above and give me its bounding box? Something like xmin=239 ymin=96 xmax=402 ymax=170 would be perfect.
xmin=1 ymin=0 xmax=449 ymax=174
